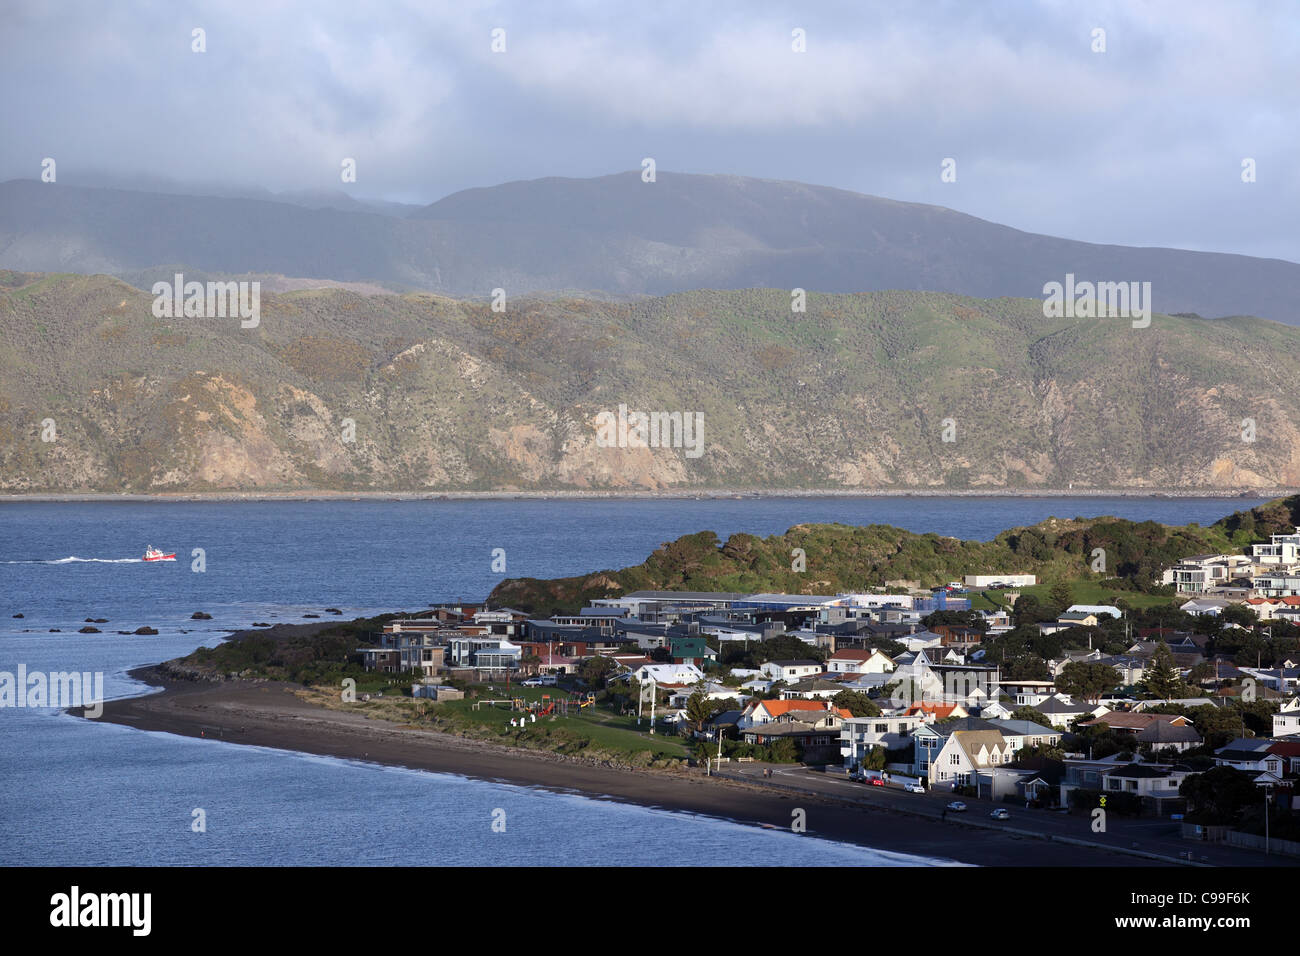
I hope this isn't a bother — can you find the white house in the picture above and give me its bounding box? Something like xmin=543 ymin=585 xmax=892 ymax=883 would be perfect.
xmin=1250 ymin=527 xmax=1300 ymax=565
xmin=1181 ymin=598 xmax=1230 ymax=616
xmin=825 ymin=648 xmax=895 ymax=675
xmin=840 ymin=714 xmax=926 ymax=768
xmin=760 ymin=659 xmax=823 ymax=682
xmin=1214 ymin=738 xmax=1287 ymax=781
xmin=625 ymin=662 xmax=705 ymax=686
xmin=1067 ymin=604 xmax=1122 ymax=619
xmin=1273 ymin=697 xmax=1300 ymax=738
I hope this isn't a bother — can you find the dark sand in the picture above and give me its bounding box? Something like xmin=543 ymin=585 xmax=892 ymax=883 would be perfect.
xmin=92 ymin=670 xmax=1158 ymax=867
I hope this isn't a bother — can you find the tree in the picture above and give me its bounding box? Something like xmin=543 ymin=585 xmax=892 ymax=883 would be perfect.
xmin=685 ymin=687 xmax=714 ymax=734
xmin=1010 ymin=705 xmax=1050 ymax=726
xmin=1141 ymin=641 xmax=1183 ymax=699
xmin=580 ymin=655 xmax=616 ymax=688
xmin=863 ymin=745 xmax=887 ymax=770
xmin=1049 ymin=580 xmax=1074 ymax=613
xmin=832 ymin=690 xmax=881 ymax=717
xmin=1179 ymin=766 xmax=1260 ymax=825
xmin=1056 ymin=661 xmax=1119 ymax=703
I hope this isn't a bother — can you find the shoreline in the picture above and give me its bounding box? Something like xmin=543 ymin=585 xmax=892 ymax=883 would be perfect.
xmin=2 ymin=487 xmax=1285 ymax=504
xmin=87 ymin=666 xmax=1160 ymax=867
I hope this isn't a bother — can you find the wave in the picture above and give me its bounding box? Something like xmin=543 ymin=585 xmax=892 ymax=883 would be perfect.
xmin=3 ymin=556 xmax=145 ymax=564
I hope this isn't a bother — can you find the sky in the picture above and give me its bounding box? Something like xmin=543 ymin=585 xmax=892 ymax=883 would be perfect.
xmin=3 ymin=0 xmax=1299 ymax=260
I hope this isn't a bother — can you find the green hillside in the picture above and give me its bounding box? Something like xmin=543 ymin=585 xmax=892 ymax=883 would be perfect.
xmin=486 ymin=496 xmax=1300 ymax=614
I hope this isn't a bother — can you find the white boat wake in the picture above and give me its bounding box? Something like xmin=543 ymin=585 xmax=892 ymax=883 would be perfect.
xmin=3 ymin=556 xmax=146 ymax=564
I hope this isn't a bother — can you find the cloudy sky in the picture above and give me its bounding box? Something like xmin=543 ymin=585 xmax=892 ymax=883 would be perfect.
xmin=4 ymin=0 xmax=1298 ymax=260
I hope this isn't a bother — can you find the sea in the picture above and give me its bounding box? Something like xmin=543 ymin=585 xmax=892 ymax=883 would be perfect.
xmin=0 ymin=495 xmax=1264 ymax=866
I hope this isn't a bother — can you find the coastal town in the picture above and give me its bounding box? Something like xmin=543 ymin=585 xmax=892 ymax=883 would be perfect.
xmin=349 ymin=526 xmax=1300 ymax=861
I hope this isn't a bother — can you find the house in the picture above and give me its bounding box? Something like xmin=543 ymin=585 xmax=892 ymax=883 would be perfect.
xmin=911 ymin=717 xmax=1060 ymax=785
xmin=1059 ymin=755 xmax=1194 ymax=815
xmin=743 ymin=712 xmax=846 ymax=762
xmin=840 ymin=714 xmax=927 ymax=768
xmin=760 ymin=660 xmax=823 ymax=682
xmin=1100 ymin=655 xmax=1147 ymax=686
xmin=824 ymin=648 xmax=895 ymax=675
xmin=1161 ymin=554 xmax=1253 ymax=594
xmin=668 ymin=636 xmax=714 ymax=667
xmin=931 ymin=624 xmax=983 ymax=650
xmin=1067 ymin=604 xmax=1122 ymax=619
xmin=1033 ymin=694 xmax=1099 ymax=729
xmin=779 ymin=677 xmax=847 ymax=700
xmin=987 ymin=719 xmax=1065 ymax=752
xmin=1056 ymin=611 xmax=1100 ymax=628
xmin=1250 ymin=527 xmax=1300 ymax=565
xmin=889 ymin=651 xmax=1001 ymax=708
xmin=902 ymin=702 xmax=968 ymax=723
xmin=1102 ymin=763 xmax=1192 ymax=811
xmin=1000 ymin=679 xmax=1057 ymax=706
xmin=738 ymin=699 xmax=851 ymax=729
xmin=1080 ymin=711 xmax=1203 ymax=752
xmin=1214 ymin=738 xmax=1287 ymax=781
xmin=928 ymin=729 xmax=1016 ymax=787
xmin=1274 ymin=698 xmax=1300 ymax=738
xmin=624 ymin=662 xmax=706 ymax=686
xmin=1180 ymin=598 xmax=1230 ymax=617
xmin=1267 ymin=739 xmax=1300 ymax=775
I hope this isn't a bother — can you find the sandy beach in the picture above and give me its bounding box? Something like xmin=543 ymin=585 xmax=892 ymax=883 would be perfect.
xmin=90 ymin=669 xmax=1165 ymax=867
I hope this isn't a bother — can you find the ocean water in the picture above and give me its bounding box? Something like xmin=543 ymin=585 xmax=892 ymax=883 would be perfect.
xmin=0 ymin=496 xmax=1264 ymax=865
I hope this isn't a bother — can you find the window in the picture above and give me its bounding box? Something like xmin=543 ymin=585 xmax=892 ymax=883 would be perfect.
xmin=950 ymin=753 xmax=961 ymax=765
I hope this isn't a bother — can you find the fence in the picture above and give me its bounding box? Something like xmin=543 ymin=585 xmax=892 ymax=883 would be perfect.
xmin=1181 ymin=822 xmax=1300 ymax=857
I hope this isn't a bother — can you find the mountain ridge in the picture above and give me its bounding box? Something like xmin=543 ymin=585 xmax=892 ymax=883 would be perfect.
xmin=4 ymin=171 xmax=1300 ymax=322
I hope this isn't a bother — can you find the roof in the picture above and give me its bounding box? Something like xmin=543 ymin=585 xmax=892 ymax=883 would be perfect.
xmin=753 ymin=699 xmax=852 ymax=719
xmin=1084 ymin=712 xmax=1187 ymax=731
xmin=904 ymin=703 xmax=963 ymax=719
xmin=953 ymin=730 xmax=1009 ymax=759
xmin=1035 ymin=696 xmax=1087 ymax=714
xmin=989 ymin=719 xmax=1060 ymax=737
xmin=1107 ymin=763 xmax=1174 ymax=779
xmin=1135 ymin=722 xmax=1203 ymax=743
xmin=828 ymin=648 xmax=879 ymax=661
xmin=1215 ymin=749 xmax=1277 ymax=762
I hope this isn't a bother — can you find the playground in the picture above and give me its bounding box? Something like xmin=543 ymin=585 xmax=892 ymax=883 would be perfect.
xmin=448 ymin=684 xmax=689 ymax=759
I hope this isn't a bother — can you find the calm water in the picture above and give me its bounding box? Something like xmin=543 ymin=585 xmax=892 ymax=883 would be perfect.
xmin=0 ymin=496 xmax=1263 ymax=865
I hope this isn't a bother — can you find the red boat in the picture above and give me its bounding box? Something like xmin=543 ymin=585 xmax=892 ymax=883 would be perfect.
xmin=143 ymin=546 xmax=176 ymax=562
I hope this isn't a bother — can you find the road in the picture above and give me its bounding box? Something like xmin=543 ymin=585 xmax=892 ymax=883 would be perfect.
xmin=719 ymin=764 xmax=1295 ymax=867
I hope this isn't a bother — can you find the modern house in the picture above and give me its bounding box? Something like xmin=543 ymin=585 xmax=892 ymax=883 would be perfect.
xmin=840 ymin=713 xmax=927 ymax=768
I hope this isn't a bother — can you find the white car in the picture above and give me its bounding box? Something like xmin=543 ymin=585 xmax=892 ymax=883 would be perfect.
xmin=521 ymin=678 xmax=545 ymax=687
xmin=946 ymin=801 xmax=967 ymax=812
xmin=989 ymin=808 xmax=1010 ymax=820
xmin=905 ymin=783 xmax=925 ymax=794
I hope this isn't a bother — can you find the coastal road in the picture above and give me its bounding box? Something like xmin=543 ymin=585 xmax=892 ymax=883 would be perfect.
xmin=719 ymin=764 xmax=1295 ymax=867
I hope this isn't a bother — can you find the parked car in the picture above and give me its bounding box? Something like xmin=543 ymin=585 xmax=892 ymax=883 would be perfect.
xmin=521 ymin=678 xmax=545 ymax=687
xmin=946 ymin=801 xmax=967 ymax=812
xmin=869 ymin=778 xmax=884 ymax=787
xmin=989 ymin=808 xmax=1010 ymax=820
xmin=905 ymin=783 xmax=925 ymax=794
